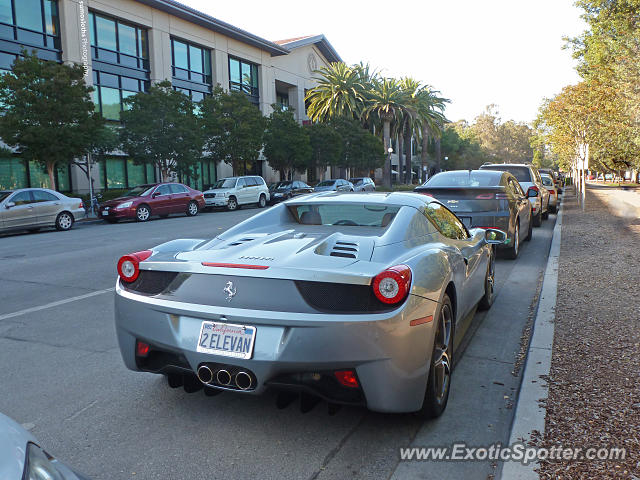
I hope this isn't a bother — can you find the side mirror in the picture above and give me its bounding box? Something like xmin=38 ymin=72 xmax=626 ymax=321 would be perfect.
xmin=5 ymin=201 xmax=15 ymax=209
xmin=484 ymin=228 xmax=507 ymax=245
xmin=527 ymin=188 xmax=539 ymax=198
xmin=152 ymin=192 xmax=160 ymax=198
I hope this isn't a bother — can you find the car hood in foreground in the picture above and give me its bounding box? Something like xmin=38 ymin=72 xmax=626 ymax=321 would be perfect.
xmin=0 ymin=413 xmax=34 ymax=479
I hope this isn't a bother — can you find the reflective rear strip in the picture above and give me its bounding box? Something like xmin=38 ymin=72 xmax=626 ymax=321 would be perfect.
xmin=201 ymin=262 xmax=269 ymax=270
xmin=409 ymin=315 xmax=433 ymax=326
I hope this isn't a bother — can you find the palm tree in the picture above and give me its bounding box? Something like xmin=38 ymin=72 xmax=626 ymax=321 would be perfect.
xmin=364 ymin=77 xmax=408 ymax=188
xmin=415 ymin=87 xmax=449 ymax=180
xmin=398 ymin=77 xmax=423 ymax=183
xmin=305 ymin=62 xmax=370 ymax=122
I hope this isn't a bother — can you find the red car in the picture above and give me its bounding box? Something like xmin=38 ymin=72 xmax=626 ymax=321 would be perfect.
xmin=99 ymin=183 xmax=205 ymax=223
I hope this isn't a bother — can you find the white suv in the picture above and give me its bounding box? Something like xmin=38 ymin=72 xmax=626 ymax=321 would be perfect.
xmin=203 ymin=176 xmax=270 ymax=211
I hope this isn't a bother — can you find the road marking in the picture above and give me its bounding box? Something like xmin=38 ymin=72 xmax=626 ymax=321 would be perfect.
xmin=0 ymin=288 xmax=112 ymax=321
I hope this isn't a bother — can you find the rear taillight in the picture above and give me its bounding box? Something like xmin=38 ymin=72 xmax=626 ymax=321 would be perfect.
xmin=548 ymin=190 xmax=555 ymax=195
xmin=79 ymin=201 xmax=84 ymax=209
xmin=372 ymin=264 xmax=412 ymax=304
xmin=334 ymin=370 xmax=359 ymax=388
xmin=117 ymin=250 xmax=152 ymax=283
xmin=529 ymin=185 xmax=540 ymax=192
xmin=136 ymin=340 xmax=150 ymax=357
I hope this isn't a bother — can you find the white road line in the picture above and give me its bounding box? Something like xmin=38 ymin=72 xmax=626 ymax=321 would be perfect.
xmin=0 ymin=288 xmax=113 ymax=321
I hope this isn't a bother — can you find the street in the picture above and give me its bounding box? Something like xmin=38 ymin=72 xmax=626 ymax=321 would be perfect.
xmin=0 ymin=207 xmax=556 ymax=480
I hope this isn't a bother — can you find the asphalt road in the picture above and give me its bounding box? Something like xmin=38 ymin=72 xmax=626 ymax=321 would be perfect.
xmin=0 ymin=204 xmax=557 ymax=480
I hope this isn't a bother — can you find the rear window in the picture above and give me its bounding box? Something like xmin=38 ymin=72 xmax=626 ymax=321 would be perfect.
xmin=426 ymin=171 xmax=500 ymax=187
xmin=541 ymin=176 xmax=553 ymax=187
xmin=316 ymin=180 xmax=335 ymax=187
xmin=481 ymin=165 xmax=532 ymax=182
xmin=289 ymin=203 xmax=400 ymax=227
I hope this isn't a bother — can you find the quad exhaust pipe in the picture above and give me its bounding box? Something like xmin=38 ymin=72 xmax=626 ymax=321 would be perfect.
xmin=196 ymin=364 xmax=254 ymax=390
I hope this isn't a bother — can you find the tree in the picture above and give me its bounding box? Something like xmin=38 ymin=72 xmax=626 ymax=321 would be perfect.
xmin=200 ymin=87 xmax=265 ymax=176
xmin=306 ymin=122 xmax=342 ymax=180
xmin=0 ymin=50 xmax=104 ymax=189
xmin=364 ymin=77 xmax=407 ymax=188
xmin=263 ymin=106 xmax=311 ymax=180
xmin=415 ymin=87 xmax=448 ymax=180
xmin=331 ymin=117 xmax=385 ymax=174
xmin=305 ymin=62 xmax=371 ymax=122
xmin=120 ymin=81 xmax=203 ymax=181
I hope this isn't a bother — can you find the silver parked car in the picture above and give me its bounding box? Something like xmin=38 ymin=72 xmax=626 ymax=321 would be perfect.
xmin=0 ymin=188 xmax=84 ymax=234
xmin=349 ymin=177 xmax=376 ymax=192
xmin=0 ymin=412 xmax=88 ymax=479
xmin=313 ymin=179 xmax=354 ymax=192
xmin=114 ymin=192 xmax=506 ymax=416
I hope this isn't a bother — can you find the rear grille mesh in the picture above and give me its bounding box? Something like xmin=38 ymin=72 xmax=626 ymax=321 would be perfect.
xmin=295 ymin=281 xmax=397 ymax=313
xmin=121 ymin=270 xmax=180 ymax=295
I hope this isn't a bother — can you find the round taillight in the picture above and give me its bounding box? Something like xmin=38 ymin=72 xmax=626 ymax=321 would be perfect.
xmin=117 ymin=250 xmax=152 ymax=283
xmin=373 ymin=264 xmax=412 ymax=304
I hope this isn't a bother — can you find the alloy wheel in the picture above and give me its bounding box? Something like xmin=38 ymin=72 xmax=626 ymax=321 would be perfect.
xmin=188 ymin=202 xmax=198 ymax=216
xmin=433 ymin=303 xmax=453 ymax=404
xmin=137 ymin=206 xmax=150 ymax=221
xmin=57 ymin=213 xmax=73 ymax=230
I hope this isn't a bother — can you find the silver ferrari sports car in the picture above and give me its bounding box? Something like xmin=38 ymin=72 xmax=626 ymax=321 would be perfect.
xmin=114 ymin=192 xmax=505 ymax=415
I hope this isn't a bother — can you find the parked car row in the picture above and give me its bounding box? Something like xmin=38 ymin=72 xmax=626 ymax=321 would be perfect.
xmin=415 ymin=163 xmax=560 ymax=260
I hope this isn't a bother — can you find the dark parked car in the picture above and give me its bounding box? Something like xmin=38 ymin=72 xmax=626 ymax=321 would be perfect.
xmin=415 ymin=170 xmax=533 ymax=259
xmin=313 ymin=179 xmax=354 ymax=192
xmin=99 ymin=183 xmax=205 ymax=223
xmin=270 ymin=180 xmax=313 ymax=203
xmin=349 ymin=177 xmax=376 ymax=191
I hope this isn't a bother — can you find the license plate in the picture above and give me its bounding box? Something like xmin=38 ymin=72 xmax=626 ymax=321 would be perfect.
xmin=101 ymin=211 xmax=108 ymax=216
xmin=196 ymin=321 xmax=256 ymax=359
xmin=460 ymin=217 xmax=472 ymax=227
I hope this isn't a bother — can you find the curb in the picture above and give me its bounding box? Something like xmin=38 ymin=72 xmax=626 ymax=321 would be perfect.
xmin=500 ymin=202 xmax=564 ymax=479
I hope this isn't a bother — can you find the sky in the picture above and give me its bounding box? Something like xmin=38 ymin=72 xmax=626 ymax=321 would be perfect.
xmin=184 ymin=0 xmax=587 ymax=124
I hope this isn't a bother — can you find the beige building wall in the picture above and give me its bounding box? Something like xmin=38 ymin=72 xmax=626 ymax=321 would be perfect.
xmin=57 ymin=0 xmax=335 ymax=191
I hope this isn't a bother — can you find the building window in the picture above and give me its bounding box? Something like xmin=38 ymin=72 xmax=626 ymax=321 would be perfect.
xmin=0 ymin=0 xmax=60 ymax=58
xmin=100 ymin=157 xmax=155 ymax=190
xmin=89 ymin=11 xmax=149 ymax=70
xmin=276 ymin=92 xmax=289 ymax=110
xmin=171 ymin=38 xmax=211 ymax=87
xmin=229 ymin=56 xmax=259 ymax=105
xmin=0 ymin=156 xmax=27 ymax=189
xmin=179 ymin=160 xmax=216 ymax=191
xmin=92 ymin=70 xmax=148 ymax=120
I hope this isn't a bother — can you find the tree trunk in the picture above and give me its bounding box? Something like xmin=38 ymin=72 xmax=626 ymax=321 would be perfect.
xmin=404 ymin=131 xmax=412 ymax=184
xmin=382 ymin=120 xmax=391 ymax=188
xmin=398 ymin=132 xmax=404 ymax=185
xmin=435 ymin=138 xmax=442 ymax=173
xmin=421 ymin=126 xmax=429 ymax=183
xmin=46 ymin=162 xmax=56 ymax=190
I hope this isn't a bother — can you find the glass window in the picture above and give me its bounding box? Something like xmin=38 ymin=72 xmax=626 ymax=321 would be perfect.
xmin=424 ymin=203 xmax=468 ymax=240
xmin=11 ymin=191 xmax=33 ymax=205
xmin=127 ymin=159 xmax=145 ymax=186
xmin=15 ymin=0 xmax=42 ymax=31
xmin=138 ymin=29 xmax=148 ymax=59
xmin=105 ymin=158 xmax=126 ymax=188
xmin=95 ymin=15 xmax=116 ymax=50
xmin=189 ymin=45 xmax=202 ymax=73
xmin=289 ymin=203 xmax=400 ymax=227
xmin=89 ymin=12 xmax=95 ymax=46
xmin=145 ymin=164 xmax=155 ymax=183
xmin=480 ymin=165 xmax=532 ymax=183
xmin=155 ymin=184 xmax=171 ymax=195
xmin=426 ymin=171 xmax=500 ymax=187
xmin=28 ymin=161 xmax=49 ymax=188
xmin=0 ymin=0 xmax=11 ymax=25
xmin=0 ymin=157 xmax=27 ymax=190
xmin=121 ymin=90 xmax=136 ymax=109
xmin=191 ymin=91 xmax=204 ymax=103
xmin=173 ymin=40 xmax=188 ymax=70
xmin=99 ymin=72 xmax=118 ymax=88
xmin=100 ymin=86 xmax=121 ymax=120
xmin=44 ymin=0 xmax=58 ymax=35
xmin=32 ymin=190 xmax=59 ymax=202
xmin=229 ymin=58 xmax=240 ymax=83
xmin=118 ymin=23 xmax=137 ymax=56
xmin=237 ymin=178 xmax=246 ymax=188
xmin=120 ymin=76 xmax=138 ymax=91
xmin=56 ymin=164 xmax=69 ymax=192
xmin=170 ymin=183 xmax=187 ymax=193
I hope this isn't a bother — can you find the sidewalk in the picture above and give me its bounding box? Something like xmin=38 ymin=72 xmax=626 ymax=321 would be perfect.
xmin=534 ymin=187 xmax=640 ymax=478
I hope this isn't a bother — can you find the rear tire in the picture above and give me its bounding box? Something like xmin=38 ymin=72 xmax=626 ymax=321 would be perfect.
xmin=505 ymin=221 xmax=519 ymax=259
xmin=258 ymin=194 xmax=266 ymax=208
xmin=478 ymin=248 xmax=495 ymax=310
xmin=549 ymin=204 xmax=556 ymax=214
xmin=186 ymin=200 xmax=199 ymax=216
xmin=524 ymin=211 xmax=533 ymax=241
xmin=420 ymin=294 xmax=453 ymax=418
xmin=55 ymin=211 xmax=74 ymax=231
xmin=533 ymin=209 xmax=542 ymax=227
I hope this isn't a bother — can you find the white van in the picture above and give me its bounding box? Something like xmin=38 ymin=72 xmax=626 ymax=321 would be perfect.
xmin=203 ymin=176 xmax=270 ymax=211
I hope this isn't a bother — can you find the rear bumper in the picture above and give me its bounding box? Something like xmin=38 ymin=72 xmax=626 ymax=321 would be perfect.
xmin=114 ymin=282 xmax=439 ymax=413
xmin=69 ymin=208 xmax=85 ymax=221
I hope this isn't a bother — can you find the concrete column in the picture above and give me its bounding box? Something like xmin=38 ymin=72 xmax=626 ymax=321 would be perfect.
xmin=291 ymin=84 xmax=305 ymax=122
xmin=258 ymin=64 xmax=273 ymax=116
xmin=213 ymin=49 xmax=229 ymax=91
xmin=148 ymin=29 xmax=171 ymax=84
xmin=59 ymin=0 xmax=91 ymax=81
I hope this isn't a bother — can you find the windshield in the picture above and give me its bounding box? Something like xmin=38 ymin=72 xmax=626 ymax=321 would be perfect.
xmin=289 ymin=203 xmax=400 ymax=227
xmin=0 ymin=191 xmax=13 ymax=202
xmin=212 ymin=178 xmax=237 ymax=189
xmin=275 ymin=182 xmax=292 ymax=191
xmin=125 ymin=185 xmax=155 ymax=197
xmin=541 ymin=176 xmax=553 ymax=186
xmin=426 ymin=171 xmax=500 ymax=187
xmin=350 ymin=178 xmax=363 ymax=185
xmin=316 ymin=180 xmax=335 ymax=187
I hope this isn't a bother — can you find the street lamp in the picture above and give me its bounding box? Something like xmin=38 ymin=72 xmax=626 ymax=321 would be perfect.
xmin=388 ymin=147 xmax=393 ymax=187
